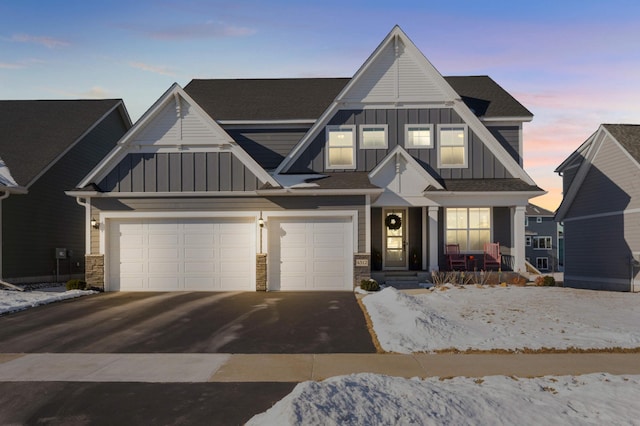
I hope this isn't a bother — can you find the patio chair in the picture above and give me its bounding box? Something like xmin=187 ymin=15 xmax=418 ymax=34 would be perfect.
xmin=445 ymin=244 xmax=467 ymax=270
xmin=483 ymin=242 xmax=501 ymax=270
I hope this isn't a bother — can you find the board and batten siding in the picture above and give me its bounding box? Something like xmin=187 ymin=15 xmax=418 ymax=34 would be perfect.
xmin=90 ymin=195 xmax=367 ymax=255
xmin=98 ymin=152 xmax=262 ymax=192
xmin=225 ymin=128 xmax=308 ymax=170
xmin=487 ymin=125 xmax=521 ymax=165
xmin=288 ymin=108 xmax=512 ymax=180
xmin=3 ymin=108 xmax=129 ymax=281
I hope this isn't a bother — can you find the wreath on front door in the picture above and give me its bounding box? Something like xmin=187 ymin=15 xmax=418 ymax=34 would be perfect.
xmin=385 ymin=213 xmax=402 ymax=230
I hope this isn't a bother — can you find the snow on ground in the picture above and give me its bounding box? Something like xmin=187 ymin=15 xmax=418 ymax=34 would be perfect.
xmin=362 ymin=285 xmax=640 ymax=353
xmin=0 ymin=288 xmax=95 ymax=315
xmin=248 ymin=372 xmax=640 ymax=425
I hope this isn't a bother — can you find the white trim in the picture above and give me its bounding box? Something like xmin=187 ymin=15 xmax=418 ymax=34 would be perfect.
xmin=428 ymin=206 xmax=439 ymax=271
xmin=421 ymin=207 xmax=428 ymax=270
xmin=428 ymin=192 xmax=543 ymax=207
xmin=257 ymin=188 xmax=383 ymax=196
xmin=325 ymin=125 xmax=357 ymax=170
xmin=359 ymin=124 xmax=388 ymax=149
xmin=369 ymin=145 xmax=443 ymax=190
xmin=404 ymin=124 xmax=434 ymax=149
xmin=216 ymin=119 xmax=315 ymax=125
xmin=437 ymin=124 xmax=468 ymax=169
xmin=533 ymin=236 xmax=552 ymax=250
xmin=365 ymin=195 xmax=371 ymax=251
xmin=480 ymin=116 xmax=533 ymax=123
xmin=562 ymin=207 xmax=640 ymax=223
xmin=261 ymin=210 xmax=359 ymax=255
xmin=536 ymin=257 xmax=549 ymax=270
xmin=88 ymin=191 xmax=262 ymax=198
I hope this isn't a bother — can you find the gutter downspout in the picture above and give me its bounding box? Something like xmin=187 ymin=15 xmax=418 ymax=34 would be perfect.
xmin=0 ymin=191 xmax=24 ymax=291
xmin=75 ymin=197 xmax=91 ymax=255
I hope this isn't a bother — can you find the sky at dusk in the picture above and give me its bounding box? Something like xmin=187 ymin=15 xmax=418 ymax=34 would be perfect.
xmin=2 ymin=0 xmax=639 ymax=211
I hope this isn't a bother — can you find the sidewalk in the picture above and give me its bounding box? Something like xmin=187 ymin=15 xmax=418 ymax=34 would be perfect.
xmin=1 ymin=353 xmax=639 ymax=383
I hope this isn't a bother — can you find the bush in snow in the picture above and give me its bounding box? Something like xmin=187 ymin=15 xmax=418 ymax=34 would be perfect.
xmin=534 ymin=275 xmax=556 ymax=287
xmin=360 ymin=278 xmax=380 ymax=292
xmin=66 ymin=279 xmax=87 ymax=291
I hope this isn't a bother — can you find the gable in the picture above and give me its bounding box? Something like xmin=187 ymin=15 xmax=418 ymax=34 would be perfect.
xmin=78 ymin=84 xmax=278 ymax=191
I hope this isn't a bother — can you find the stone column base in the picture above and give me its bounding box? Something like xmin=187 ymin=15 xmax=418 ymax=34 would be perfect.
xmin=256 ymin=254 xmax=267 ymax=291
xmin=354 ymin=253 xmax=371 ymax=288
xmin=85 ymin=254 xmax=105 ymax=291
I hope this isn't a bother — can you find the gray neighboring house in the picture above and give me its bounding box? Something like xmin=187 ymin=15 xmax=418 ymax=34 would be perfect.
xmin=0 ymin=99 xmax=131 ymax=283
xmin=524 ymin=203 xmax=563 ymax=272
xmin=68 ymin=26 xmax=544 ymax=292
xmin=555 ymin=124 xmax=640 ymax=292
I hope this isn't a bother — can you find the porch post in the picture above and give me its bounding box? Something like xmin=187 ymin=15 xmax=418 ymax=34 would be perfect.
xmin=428 ymin=206 xmax=439 ymax=271
xmin=421 ymin=207 xmax=427 ymax=270
xmin=512 ymin=206 xmax=526 ymax=274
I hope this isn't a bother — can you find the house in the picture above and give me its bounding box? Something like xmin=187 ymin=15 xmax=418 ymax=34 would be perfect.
xmin=68 ymin=26 xmax=544 ymax=292
xmin=555 ymin=124 xmax=640 ymax=292
xmin=525 ymin=203 xmax=563 ymax=272
xmin=0 ymin=99 xmax=131 ymax=283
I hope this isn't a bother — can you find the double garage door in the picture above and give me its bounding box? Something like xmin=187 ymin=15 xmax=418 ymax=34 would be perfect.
xmin=108 ymin=216 xmax=353 ymax=291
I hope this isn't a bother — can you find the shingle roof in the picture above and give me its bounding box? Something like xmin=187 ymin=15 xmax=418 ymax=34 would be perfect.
xmin=426 ymin=179 xmax=543 ymax=192
xmin=261 ymin=172 xmax=379 ymax=190
xmin=603 ymin=124 xmax=640 ymax=164
xmin=0 ymin=99 xmax=122 ymax=186
xmin=184 ymin=76 xmax=532 ymax=121
xmin=526 ymin=203 xmax=554 ymax=216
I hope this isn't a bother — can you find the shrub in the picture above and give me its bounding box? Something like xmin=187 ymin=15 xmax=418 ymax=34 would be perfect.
xmin=360 ymin=278 xmax=380 ymax=292
xmin=534 ymin=275 xmax=556 ymax=287
xmin=66 ymin=279 xmax=87 ymax=291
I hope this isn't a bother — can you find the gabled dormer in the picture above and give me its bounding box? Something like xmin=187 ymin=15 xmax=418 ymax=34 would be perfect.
xmin=276 ymin=26 xmax=536 ymax=188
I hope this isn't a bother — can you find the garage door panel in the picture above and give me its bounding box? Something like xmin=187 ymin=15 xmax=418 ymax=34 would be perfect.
xmin=109 ymin=218 xmax=255 ymax=291
xmin=269 ymin=217 xmax=353 ymax=291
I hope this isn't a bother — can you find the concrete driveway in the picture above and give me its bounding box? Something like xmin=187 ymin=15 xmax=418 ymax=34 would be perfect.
xmin=0 ymin=291 xmax=376 ymax=353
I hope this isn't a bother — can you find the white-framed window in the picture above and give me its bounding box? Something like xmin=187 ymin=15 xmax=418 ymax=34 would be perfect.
xmin=438 ymin=124 xmax=468 ymax=168
xmin=536 ymin=217 xmax=543 ymax=223
xmin=536 ymin=257 xmax=549 ymax=270
xmin=533 ymin=236 xmax=552 ymax=250
xmin=326 ymin=125 xmax=356 ymax=169
xmin=525 ymin=217 xmax=529 ymax=227
xmin=360 ymin=125 xmax=387 ymax=149
xmin=405 ymin=124 xmax=433 ymax=149
xmin=445 ymin=207 xmax=491 ymax=251
xmin=525 ymin=236 xmax=532 ymax=247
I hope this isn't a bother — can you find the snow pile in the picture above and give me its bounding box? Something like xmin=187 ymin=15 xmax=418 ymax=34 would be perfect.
xmin=248 ymin=373 xmax=640 ymax=425
xmin=363 ymin=286 xmax=640 ymax=353
xmin=0 ymin=289 xmax=95 ymax=315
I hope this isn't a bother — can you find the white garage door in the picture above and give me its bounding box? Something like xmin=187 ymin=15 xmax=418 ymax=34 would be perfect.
xmin=108 ymin=218 xmax=255 ymax=291
xmin=268 ymin=217 xmax=353 ymax=291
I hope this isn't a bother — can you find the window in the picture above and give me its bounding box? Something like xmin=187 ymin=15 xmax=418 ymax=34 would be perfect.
xmin=446 ymin=207 xmax=491 ymax=251
xmin=326 ymin=125 xmax=356 ymax=169
xmin=525 ymin=217 xmax=529 ymax=227
xmin=525 ymin=236 xmax=532 ymax=247
xmin=405 ymin=124 xmax=433 ymax=149
xmin=536 ymin=217 xmax=543 ymax=223
xmin=438 ymin=125 xmax=467 ymax=168
xmin=533 ymin=236 xmax=552 ymax=250
xmin=536 ymin=257 xmax=549 ymax=270
xmin=360 ymin=125 xmax=387 ymax=149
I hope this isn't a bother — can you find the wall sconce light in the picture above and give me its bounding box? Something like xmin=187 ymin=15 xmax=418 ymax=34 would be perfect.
xmin=91 ymin=217 xmax=99 ymax=229
xmin=258 ymin=217 xmax=264 ymax=228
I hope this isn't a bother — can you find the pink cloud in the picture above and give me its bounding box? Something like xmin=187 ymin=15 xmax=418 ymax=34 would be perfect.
xmin=129 ymin=62 xmax=176 ymax=77
xmin=9 ymin=33 xmax=69 ymax=48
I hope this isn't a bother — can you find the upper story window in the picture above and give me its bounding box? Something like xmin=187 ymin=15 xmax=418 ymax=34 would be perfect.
xmin=438 ymin=124 xmax=468 ymax=168
xmin=326 ymin=125 xmax=356 ymax=169
xmin=360 ymin=125 xmax=387 ymax=149
xmin=533 ymin=236 xmax=552 ymax=249
xmin=405 ymin=124 xmax=433 ymax=149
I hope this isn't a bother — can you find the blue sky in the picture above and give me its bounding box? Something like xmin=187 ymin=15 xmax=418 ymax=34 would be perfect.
xmin=2 ymin=0 xmax=639 ymax=210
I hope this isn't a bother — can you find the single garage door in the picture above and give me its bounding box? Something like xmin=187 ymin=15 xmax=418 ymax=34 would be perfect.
xmin=108 ymin=218 xmax=255 ymax=291
xmin=268 ymin=217 xmax=353 ymax=291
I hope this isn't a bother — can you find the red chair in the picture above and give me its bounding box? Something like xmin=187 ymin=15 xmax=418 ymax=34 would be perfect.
xmin=445 ymin=244 xmax=467 ymax=270
xmin=483 ymin=242 xmax=501 ymax=270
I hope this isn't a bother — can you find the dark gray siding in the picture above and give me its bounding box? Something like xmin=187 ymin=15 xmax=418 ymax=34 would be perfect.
xmin=408 ymin=207 xmax=423 ymax=270
xmin=3 ymin=108 xmax=129 ymax=281
xmin=225 ymin=128 xmax=308 ymax=170
xmin=493 ymin=207 xmax=512 ymax=256
xmin=370 ymin=208 xmax=383 ymax=270
xmin=488 ymin=125 xmax=520 ymax=165
xmin=288 ymin=108 xmax=513 ymax=179
xmin=562 ymin=166 xmax=579 ymax=195
xmin=92 ymin=195 xmax=367 ymax=253
xmin=98 ymin=152 xmax=262 ymax=192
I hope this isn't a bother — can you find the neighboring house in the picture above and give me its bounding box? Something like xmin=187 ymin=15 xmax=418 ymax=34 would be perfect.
xmin=524 ymin=203 xmax=563 ymax=272
xmin=0 ymin=100 xmax=131 ymax=283
xmin=555 ymin=124 xmax=640 ymax=292
xmin=68 ymin=26 xmax=544 ymax=292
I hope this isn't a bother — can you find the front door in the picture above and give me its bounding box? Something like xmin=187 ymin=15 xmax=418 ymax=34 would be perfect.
xmin=383 ymin=208 xmax=407 ymax=269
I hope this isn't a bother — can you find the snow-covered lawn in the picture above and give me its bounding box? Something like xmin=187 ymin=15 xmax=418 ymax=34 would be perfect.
xmin=249 ymin=372 xmax=640 ymax=425
xmin=0 ymin=288 xmax=95 ymax=315
xmin=363 ymin=285 xmax=640 ymax=354
xmin=249 ymin=285 xmax=640 ymax=424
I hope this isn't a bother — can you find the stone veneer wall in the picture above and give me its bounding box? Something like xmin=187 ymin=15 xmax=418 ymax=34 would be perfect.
xmin=85 ymin=254 xmax=105 ymax=290
xmin=353 ymin=253 xmax=371 ymax=287
xmin=256 ymin=253 xmax=267 ymax=291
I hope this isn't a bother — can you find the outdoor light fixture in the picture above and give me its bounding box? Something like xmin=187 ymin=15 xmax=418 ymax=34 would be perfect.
xmin=91 ymin=217 xmax=99 ymax=229
xmin=258 ymin=217 xmax=264 ymax=228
